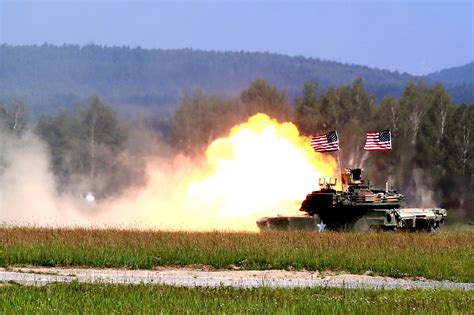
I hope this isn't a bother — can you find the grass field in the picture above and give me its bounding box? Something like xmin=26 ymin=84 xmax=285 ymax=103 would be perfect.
xmin=1 ymin=227 xmax=473 ymax=282
xmin=1 ymin=283 xmax=473 ymax=314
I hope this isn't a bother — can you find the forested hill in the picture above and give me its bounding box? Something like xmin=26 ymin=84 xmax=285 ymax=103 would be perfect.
xmin=425 ymin=62 xmax=474 ymax=86
xmin=0 ymin=44 xmax=472 ymax=110
xmin=424 ymin=62 xmax=474 ymax=104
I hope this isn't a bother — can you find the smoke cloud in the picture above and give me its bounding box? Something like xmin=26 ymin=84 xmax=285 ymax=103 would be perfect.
xmin=0 ymin=129 xmax=211 ymax=229
xmin=1 ymin=114 xmax=336 ymax=231
xmin=411 ymin=168 xmax=436 ymax=208
xmin=0 ymin=131 xmax=78 ymax=226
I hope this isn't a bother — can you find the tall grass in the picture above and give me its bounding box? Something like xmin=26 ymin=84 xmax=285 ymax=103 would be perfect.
xmin=1 ymin=283 xmax=473 ymax=314
xmin=1 ymin=228 xmax=473 ymax=282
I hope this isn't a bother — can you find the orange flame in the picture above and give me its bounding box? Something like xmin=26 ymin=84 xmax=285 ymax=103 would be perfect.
xmin=184 ymin=113 xmax=338 ymax=230
xmin=103 ymin=113 xmax=338 ymax=231
xmin=2 ymin=113 xmax=338 ymax=230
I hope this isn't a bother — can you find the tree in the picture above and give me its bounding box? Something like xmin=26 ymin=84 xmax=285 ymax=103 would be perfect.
xmin=240 ymin=79 xmax=292 ymax=122
xmin=386 ymin=82 xmax=434 ymax=197
xmin=365 ymin=96 xmax=403 ymax=186
xmin=294 ymin=81 xmax=320 ymax=135
xmin=376 ymin=96 xmax=400 ymax=134
xmin=171 ymin=80 xmax=292 ymax=156
xmin=36 ymin=109 xmax=81 ymax=184
xmin=36 ymin=96 xmax=128 ymax=196
xmin=315 ymin=78 xmax=376 ymax=168
xmin=415 ymin=85 xmax=454 ymax=183
xmin=398 ymin=82 xmax=433 ymax=147
xmin=441 ymin=104 xmax=473 ymax=213
xmin=171 ymin=91 xmax=236 ymax=156
xmin=0 ymin=99 xmax=29 ymax=134
xmin=81 ymin=96 xmax=127 ymax=179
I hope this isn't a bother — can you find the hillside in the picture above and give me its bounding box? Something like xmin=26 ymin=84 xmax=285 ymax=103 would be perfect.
xmin=425 ymin=62 xmax=474 ymax=104
xmin=425 ymin=62 xmax=474 ymax=86
xmin=0 ymin=44 xmax=472 ymax=110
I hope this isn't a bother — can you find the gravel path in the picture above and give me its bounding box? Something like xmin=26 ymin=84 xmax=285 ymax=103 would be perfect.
xmin=1 ymin=267 xmax=472 ymax=290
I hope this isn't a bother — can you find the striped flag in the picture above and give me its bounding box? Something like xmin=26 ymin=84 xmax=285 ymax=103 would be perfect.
xmin=311 ymin=131 xmax=339 ymax=152
xmin=364 ymin=130 xmax=392 ymax=151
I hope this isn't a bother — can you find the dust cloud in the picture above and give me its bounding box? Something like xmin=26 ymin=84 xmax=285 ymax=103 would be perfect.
xmin=1 ymin=114 xmax=337 ymax=231
xmin=0 ymin=130 xmax=212 ymax=229
xmin=0 ymin=131 xmax=79 ymax=226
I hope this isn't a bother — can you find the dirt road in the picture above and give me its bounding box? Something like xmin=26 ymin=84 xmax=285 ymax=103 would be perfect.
xmin=1 ymin=267 xmax=472 ymax=290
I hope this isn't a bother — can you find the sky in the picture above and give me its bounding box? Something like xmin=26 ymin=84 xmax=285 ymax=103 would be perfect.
xmin=0 ymin=0 xmax=472 ymax=75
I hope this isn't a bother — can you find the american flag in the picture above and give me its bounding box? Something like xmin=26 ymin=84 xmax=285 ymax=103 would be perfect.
xmin=311 ymin=131 xmax=339 ymax=152
xmin=364 ymin=130 xmax=392 ymax=151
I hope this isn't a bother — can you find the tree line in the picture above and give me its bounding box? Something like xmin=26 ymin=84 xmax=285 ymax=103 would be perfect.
xmin=1 ymin=78 xmax=472 ymax=219
xmin=1 ymin=44 xmax=473 ymax=112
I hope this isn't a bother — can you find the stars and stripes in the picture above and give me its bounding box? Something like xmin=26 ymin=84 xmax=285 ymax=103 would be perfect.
xmin=364 ymin=130 xmax=392 ymax=151
xmin=311 ymin=130 xmax=339 ymax=152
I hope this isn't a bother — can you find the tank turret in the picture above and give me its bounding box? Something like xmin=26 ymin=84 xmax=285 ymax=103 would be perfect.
xmin=257 ymin=168 xmax=447 ymax=232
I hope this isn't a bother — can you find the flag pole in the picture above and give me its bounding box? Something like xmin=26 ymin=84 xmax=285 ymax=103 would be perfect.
xmin=337 ymin=149 xmax=344 ymax=190
xmin=336 ymin=131 xmax=343 ymax=191
xmin=388 ymin=129 xmax=393 ymax=192
xmin=364 ymin=129 xmax=393 ymax=191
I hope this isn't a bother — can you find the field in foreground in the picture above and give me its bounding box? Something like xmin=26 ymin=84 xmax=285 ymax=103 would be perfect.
xmin=1 ymin=228 xmax=473 ymax=282
xmin=1 ymin=283 xmax=473 ymax=314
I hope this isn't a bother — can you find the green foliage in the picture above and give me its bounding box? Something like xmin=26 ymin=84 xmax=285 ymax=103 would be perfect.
xmin=240 ymin=78 xmax=292 ymax=122
xmin=4 ymin=44 xmax=473 ymax=112
xmin=2 ymin=62 xmax=471 ymax=218
xmin=83 ymin=96 xmax=127 ymax=149
xmin=364 ymin=96 xmax=402 ymax=184
xmin=35 ymin=96 xmax=128 ymax=196
xmin=0 ymin=99 xmax=29 ymax=134
xmin=1 ymin=228 xmax=473 ymax=282
xmin=294 ymin=81 xmax=320 ymax=135
xmin=171 ymin=91 xmax=239 ymax=156
xmin=425 ymin=62 xmax=474 ymax=86
xmin=414 ymin=85 xmax=453 ymax=185
xmin=171 ymin=79 xmax=291 ymax=155
xmin=30 ymin=77 xmax=471 ymax=215
xmin=292 ymin=80 xmax=472 ymax=215
xmin=294 ymin=78 xmax=377 ymax=167
xmin=384 ymin=83 xmax=473 ymax=208
xmin=1 ymin=283 xmax=472 ymax=315
xmin=441 ymin=104 xmax=474 ymax=210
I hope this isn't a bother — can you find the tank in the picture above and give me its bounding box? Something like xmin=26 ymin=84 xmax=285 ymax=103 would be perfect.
xmin=257 ymin=168 xmax=447 ymax=232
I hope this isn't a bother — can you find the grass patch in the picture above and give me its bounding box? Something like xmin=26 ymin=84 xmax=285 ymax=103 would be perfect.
xmin=1 ymin=227 xmax=473 ymax=282
xmin=1 ymin=283 xmax=473 ymax=314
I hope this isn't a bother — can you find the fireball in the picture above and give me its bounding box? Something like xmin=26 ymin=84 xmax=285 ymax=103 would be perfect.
xmin=185 ymin=113 xmax=338 ymax=230
xmin=103 ymin=113 xmax=338 ymax=231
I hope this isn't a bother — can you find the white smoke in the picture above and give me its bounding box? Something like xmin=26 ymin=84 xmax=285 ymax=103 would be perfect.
xmin=0 ymin=130 xmax=198 ymax=229
xmin=412 ymin=168 xmax=436 ymax=208
xmin=0 ymin=131 xmax=79 ymax=226
xmin=0 ymin=114 xmax=338 ymax=231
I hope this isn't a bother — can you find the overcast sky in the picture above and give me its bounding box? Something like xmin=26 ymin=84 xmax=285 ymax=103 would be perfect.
xmin=1 ymin=0 xmax=472 ymax=75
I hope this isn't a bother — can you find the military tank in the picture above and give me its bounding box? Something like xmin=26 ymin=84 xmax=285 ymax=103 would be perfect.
xmin=257 ymin=168 xmax=447 ymax=232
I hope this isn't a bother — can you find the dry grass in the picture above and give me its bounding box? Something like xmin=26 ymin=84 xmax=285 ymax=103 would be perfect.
xmin=1 ymin=227 xmax=473 ymax=282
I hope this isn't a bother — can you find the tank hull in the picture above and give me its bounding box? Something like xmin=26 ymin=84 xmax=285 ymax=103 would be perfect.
xmin=256 ymin=169 xmax=447 ymax=232
xmin=256 ymin=207 xmax=447 ymax=232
